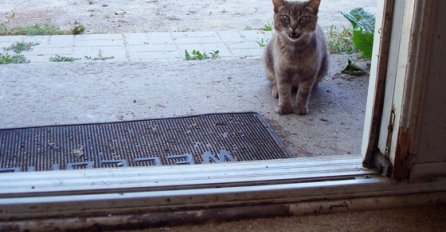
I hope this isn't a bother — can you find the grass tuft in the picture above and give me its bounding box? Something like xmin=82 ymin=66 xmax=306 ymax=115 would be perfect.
xmin=0 ymin=53 xmax=29 ymax=64
xmin=71 ymin=21 xmax=86 ymax=35
xmin=3 ymin=41 xmax=39 ymax=53
xmin=0 ymin=22 xmax=86 ymax=36
xmin=85 ymin=50 xmax=114 ymax=61
xmin=184 ymin=50 xmax=220 ymax=60
xmin=49 ymin=55 xmax=81 ymax=62
xmin=260 ymin=22 xmax=273 ymax=32
xmin=327 ymin=26 xmax=357 ymax=55
xmin=256 ymin=38 xmax=268 ymax=48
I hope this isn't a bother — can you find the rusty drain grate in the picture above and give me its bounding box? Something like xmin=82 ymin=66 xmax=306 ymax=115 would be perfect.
xmin=0 ymin=112 xmax=292 ymax=172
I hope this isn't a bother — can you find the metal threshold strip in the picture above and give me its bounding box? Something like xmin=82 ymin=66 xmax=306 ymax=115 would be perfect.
xmin=0 ymin=155 xmax=445 ymax=231
xmin=0 ymin=155 xmax=369 ymax=198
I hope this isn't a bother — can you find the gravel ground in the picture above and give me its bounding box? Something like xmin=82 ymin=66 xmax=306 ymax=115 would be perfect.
xmin=0 ymin=0 xmax=376 ymax=33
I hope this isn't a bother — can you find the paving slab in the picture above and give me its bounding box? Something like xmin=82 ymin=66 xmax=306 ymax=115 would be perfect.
xmin=0 ymin=31 xmax=272 ymax=63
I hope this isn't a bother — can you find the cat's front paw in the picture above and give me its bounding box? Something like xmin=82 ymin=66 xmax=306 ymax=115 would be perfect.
xmin=295 ymin=106 xmax=308 ymax=115
xmin=275 ymin=105 xmax=293 ymax=115
xmin=271 ymin=87 xmax=279 ymax=98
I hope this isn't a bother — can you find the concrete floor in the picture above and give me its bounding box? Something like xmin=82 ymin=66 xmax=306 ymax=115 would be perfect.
xmin=0 ymin=56 xmax=368 ymax=157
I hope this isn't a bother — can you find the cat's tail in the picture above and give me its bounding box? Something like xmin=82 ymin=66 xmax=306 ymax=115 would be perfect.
xmin=317 ymin=53 xmax=329 ymax=82
xmin=316 ymin=25 xmax=329 ymax=83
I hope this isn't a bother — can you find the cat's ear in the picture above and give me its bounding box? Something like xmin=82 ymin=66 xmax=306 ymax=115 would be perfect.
xmin=310 ymin=0 xmax=321 ymax=11
xmin=273 ymin=0 xmax=285 ymax=13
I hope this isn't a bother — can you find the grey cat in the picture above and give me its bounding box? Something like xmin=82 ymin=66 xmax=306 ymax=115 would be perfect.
xmin=263 ymin=0 xmax=328 ymax=115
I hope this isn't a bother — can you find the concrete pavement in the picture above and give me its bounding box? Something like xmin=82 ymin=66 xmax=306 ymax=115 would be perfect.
xmin=0 ymin=31 xmax=272 ymax=63
xmin=0 ymin=30 xmax=368 ymax=156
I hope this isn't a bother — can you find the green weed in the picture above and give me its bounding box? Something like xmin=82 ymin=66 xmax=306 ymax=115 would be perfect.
xmin=49 ymin=55 xmax=81 ymax=62
xmin=341 ymin=8 xmax=375 ymax=59
xmin=260 ymin=22 xmax=273 ymax=31
xmin=327 ymin=26 xmax=357 ymax=54
xmin=0 ymin=22 xmax=85 ymax=36
xmin=0 ymin=41 xmax=38 ymax=64
xmin=341 ymin=59 xmax=367 ymax=76
xmin=0 ymin=23 xmax=66 ymax=36
xmin=85 ymin=50 xmax=114 ymax=61
xmin=71 ymin=21 xmax=85 ymax=35
xmin=0 ymin=53 xmax=29 ymax=64
xmin=256 ymin=38 xmax=268 ymax=48
xmin=184 ymin=50 xmax=220 ymax=60
xmin=3 ymin=41 xmax=39 ymax=53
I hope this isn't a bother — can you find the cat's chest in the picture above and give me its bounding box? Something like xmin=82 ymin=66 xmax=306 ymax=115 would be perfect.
xmin=276 ymin=49 xmax=316 ymax=71
xmin=274 ymin=47 xmax=318 ymax=81
xmin=280 ymin=45 xmax=315 ymax=62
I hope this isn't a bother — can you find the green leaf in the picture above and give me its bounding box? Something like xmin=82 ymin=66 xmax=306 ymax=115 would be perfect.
xmin=210 ymin=50 xmax=220 ymax=59
xmin=184 ymin=49 xmax=219 ymax=60
xmin=0 ymin=53 xmax=29 ymax=64
xmin=185 ymin=50 xmax=192 ymax=60
xmin=352 ymin=30 xmax=374 ymax=59
xmin=341 ymin=8 xmax=375 ymax=32
xmin=260 ymin=22 xmax=273 ymax=32
xmin=341 ymin=59 xmax=367 ymax=76
xmin=341 ymin=8 xmax=375 ymax=59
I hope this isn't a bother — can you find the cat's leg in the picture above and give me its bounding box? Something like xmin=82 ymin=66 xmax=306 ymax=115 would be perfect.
xmin=263 ymin=46 xmax=279 ymax=98
xmin=271 ymin=83 xmax=279 ymax=98
xmin=295 ymin=81 xmax=314 ymax=115
xmin=275 ymin=77 xmax=293 ymax=114
xmin=265 ymin=72 xmax=279 ymax=98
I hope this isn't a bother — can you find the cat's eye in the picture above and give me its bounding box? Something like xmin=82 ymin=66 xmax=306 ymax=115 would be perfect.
xmin=300 ymin=16 xmax=310 ymax=23
xmin=280 ymin=15 xmax=290 ymax=21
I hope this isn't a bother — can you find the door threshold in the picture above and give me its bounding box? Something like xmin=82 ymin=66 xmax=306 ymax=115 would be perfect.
xmin=1 ymin=155 xmax=445 ymax=230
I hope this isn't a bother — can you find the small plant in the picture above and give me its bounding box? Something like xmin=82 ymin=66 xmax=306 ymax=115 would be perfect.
xmin=0 ymin=41 xmax=37 ymax=64
xmin=209 ymin=50 xmax=220 ymax=59
xmin=0 ymin=23 xmax=67 ymax=36
xmin=327 ymin=26 xmax=356 ymax=54
xmin=184 ymin=50 xmax=220 ymax=60
xmin=341 ymin=59 xmax=367 ymax=76
xmin=0 ymin=53 xmax=29 ymax=64
xmin=71 ymin=21 xmax=85 ymax=35
xmin=256 ymin=38 xmax=268 ymax=48
xmin=49 ymin=55 xmax=81 ymax=62
xmin=3 ymin=41 xmax=39 ymax=53
xmin=341 ymin=8 xmax=375 ymax=59
xmin=260 ymin=22 xmax=273 ymax=32
xmin=0 ymin=22 xmax=85 ymax=36
xmin=85 ymin=50 xmax=114 ymax=61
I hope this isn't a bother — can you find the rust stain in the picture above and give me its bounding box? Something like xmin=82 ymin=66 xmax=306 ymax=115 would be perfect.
xmin=393 ymin=128 xmax=415 ymax=179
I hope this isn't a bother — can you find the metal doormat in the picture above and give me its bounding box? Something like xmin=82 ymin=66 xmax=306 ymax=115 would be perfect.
xmin=0 ymin=112 xmax=292 ymax=172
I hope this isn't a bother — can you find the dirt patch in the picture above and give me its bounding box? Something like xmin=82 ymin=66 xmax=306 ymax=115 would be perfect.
xmin=0 ymin=0 xmax=376 ymax=33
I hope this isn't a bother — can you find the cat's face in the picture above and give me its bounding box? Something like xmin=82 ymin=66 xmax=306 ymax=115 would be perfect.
xmin=272 ymin=0 xmax=321 ymax=42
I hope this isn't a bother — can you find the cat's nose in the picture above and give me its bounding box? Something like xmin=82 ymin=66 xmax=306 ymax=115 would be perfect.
xmin=289 ymin=32 xmax=301 ymax=39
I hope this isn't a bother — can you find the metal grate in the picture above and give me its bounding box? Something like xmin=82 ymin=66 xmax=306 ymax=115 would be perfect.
xmin=0 ymin=112 xmax=292 ymax=172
